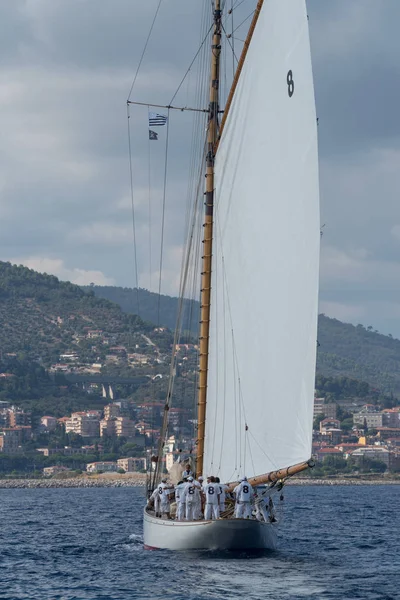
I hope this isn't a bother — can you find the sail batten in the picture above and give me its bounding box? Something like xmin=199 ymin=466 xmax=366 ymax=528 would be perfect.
xmin=204 ymin=0 xmax=320 ymax=482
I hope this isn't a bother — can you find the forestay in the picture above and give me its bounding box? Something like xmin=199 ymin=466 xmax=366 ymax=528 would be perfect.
xmin=204 ymin=0 xmax=320 ymax=482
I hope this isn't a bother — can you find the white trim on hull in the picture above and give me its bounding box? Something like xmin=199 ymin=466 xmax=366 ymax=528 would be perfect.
xmin=143 ymin=508 xmax=278 ymax=551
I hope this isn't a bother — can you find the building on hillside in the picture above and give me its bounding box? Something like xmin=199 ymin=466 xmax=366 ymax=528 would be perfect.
xmin=40 ymin=416 xmax=58 ymax=431
xmin=0 ymin=429 xmax=22 ymax=453
xmin=59 ymin=353 xmax=78 ymax=362
xmin=319 ymin=418 xmax=342 ymax=445
xmin=86 ymin=330 xmax=103 ymax=339
xmin=86 ymin=461 xmax=117 ymax=473
xmin=99 ymin=417 xmax=135 ymax=438
xmin=313 ymin=397 xmax=337 ymax=420
xmin=65 ymin=412 xmax=101 ymax=437
xmin=349 ymin=446 xmax=390 ymax=467
xmin=314 ymin=447 xmax=343 ymax=463
xmin=353 ymin=406 xmax=383 ymax=428
xmin=43 ymin=466 xmax=70 ymax=476
xmin=104 ymin=403 xmax=121 ymax=420
xmin=382 ymin=409 xmax=400 ymax=428
xmin=117 ymin=457 xmax=146 ymax=472
xmin=375 ymin=427 xmax=400 ymax=441
xmin=9 ymin=408 xmax=31 ymax=427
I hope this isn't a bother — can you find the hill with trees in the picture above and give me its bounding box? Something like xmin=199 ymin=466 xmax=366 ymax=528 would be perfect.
xmin=86 ymin=284 xmax=400 ymax=394
xmin=0 ymin=261 xmax=172 ymax=366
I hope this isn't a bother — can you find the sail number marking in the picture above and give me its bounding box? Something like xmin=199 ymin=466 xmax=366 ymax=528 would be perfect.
xmin=287 ymin=70 xmax=294 ymax=97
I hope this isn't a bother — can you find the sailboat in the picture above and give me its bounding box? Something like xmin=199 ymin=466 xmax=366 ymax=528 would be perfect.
xmin=138 ymin=0 xmax=320 ymax=551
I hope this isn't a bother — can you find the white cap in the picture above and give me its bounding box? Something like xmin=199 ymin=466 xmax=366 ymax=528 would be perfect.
xmin=188 ymin=476 xmax=193 ymax=481
xmin=198 ymin=476 xmax=204 ymax=481
xmin=241 ymin=476 xmax=247 ymax=481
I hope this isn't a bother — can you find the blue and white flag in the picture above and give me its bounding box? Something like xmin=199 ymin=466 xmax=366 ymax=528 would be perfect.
xmin=149 ymin=112 xmax=168 ymax=127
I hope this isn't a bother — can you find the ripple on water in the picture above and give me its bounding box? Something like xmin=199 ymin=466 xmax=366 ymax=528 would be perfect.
xmin=0 ymin=486 xmax=398 ymax=600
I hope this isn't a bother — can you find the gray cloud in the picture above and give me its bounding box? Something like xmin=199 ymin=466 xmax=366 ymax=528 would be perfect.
xmin=1 ymin=1 xmax=400 ymax=335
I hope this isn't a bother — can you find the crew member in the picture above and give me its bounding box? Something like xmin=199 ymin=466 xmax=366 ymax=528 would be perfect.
xmin=203 ymin=476 xmax=220 ymax=520
xmin=182 ymin=476 xmax=199 ymax=521
xmin=174 ymin=479 xmax=186 ymax=521
xmin=181 ymin=465 xmax=193 ymax=480
xmin=233 ymin=476 xmax=254 ymax=519
xmin=158 ymin=478 xmax=173 ymax=519
xmin=193 ymin=476 xmax=203 ymax=519
xmin=215 ymin=477 xmax=228 ymax=513
xmin=148 ymin=487 xmax=161 ymax=517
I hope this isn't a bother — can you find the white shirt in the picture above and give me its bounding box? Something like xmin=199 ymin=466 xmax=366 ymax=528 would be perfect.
xmin=157 ymin=483 xmax=172 ymax=503
xmin=174 ymin=482 xmax=186 ymax=503
xmin=217 ymin=483 xmax=228 ymax=503
xmin=182 ymin=482 xmax=200 ymax=503
xmin=233 ymin=481 xmax=254 ymax=502
xmin=203 ymin=482 xmax=220 ymax=504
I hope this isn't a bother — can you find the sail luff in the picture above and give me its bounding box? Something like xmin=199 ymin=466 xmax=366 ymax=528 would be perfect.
xmin=204 ymin=0 xmax=320 ymax=482
xmin=195 ymin=1 xmax=222 ymax=477
xmin=216 ymin=0 xmax=265 ymax=151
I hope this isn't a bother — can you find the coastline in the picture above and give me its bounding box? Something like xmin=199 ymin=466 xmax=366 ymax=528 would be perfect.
xmin=0 ymin=473 xmax=399 ymax=489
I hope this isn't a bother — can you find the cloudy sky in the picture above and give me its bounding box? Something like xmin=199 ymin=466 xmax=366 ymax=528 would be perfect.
xmin=1 ymin=1 xmax=400 ymax=336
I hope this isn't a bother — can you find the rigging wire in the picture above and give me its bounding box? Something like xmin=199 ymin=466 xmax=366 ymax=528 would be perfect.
xmin=147 ymin=126 xmax=152 ymax=292
xmin=127 ymin=0 xmax=164 ymax=102
xmin=231 ymin=10 xmax=255 ymax=35
xmin=169 ymin=24 xmax=214 ymax=106
xmin=156 ymin=108 xmax=171 ymax=326
xmin=126 ymin=104 xmax=141 ymax=316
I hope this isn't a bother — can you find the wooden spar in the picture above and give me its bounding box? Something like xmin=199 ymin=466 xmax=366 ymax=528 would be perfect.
xmin=195 ymin=1 xmax=222 ymax=477
xmin=225 ymin=460 xmax=313 ymax=492
xmin=216 ymin=0 xmax=265 ymax=151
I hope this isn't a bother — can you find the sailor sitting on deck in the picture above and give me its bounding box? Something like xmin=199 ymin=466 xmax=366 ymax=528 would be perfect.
xmin=174 ymin=480 xmax=186 ymax=521
xmin=182 ymin=476 xmax=200 ymax=521
xmin=233 ymin=477 xmax=254 ymax=519
xmin=203 ymin=476 xmax=220 ymax=520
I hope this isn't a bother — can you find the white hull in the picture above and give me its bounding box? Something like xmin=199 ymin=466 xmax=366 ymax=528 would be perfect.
xmin=143 ymin=508 xmax=278 ymax=551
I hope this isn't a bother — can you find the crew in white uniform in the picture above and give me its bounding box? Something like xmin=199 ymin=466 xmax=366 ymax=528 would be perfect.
xmin=233 ymin=476 xmax=254 ymax=519
xmin=203 ymin=477 xmax=220 ymax=520
xmin=215 ymin=477 xmax=228 ymax=513
xmin=182 ymin=476 xmax=200 ymax=521
xmin=158 ymin=479 xmax=173 ymax=519
xmin=193 ymin=476 xmax=203 ymax=519
xmin=174 ymin=480 xmax=186 ymax=521
xmin=149 ymin=487 xmax=161 ymax=517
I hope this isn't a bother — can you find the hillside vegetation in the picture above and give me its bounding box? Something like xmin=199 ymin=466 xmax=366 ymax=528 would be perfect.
xmin=0 ymin=262 xmax=169 ymax=366
xmin=87 ymin=285 xmax=400 ymax=394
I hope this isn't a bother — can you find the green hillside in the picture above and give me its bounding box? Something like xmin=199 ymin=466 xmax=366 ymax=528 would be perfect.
xmin=0 ymin=262 xmax=171 ymax=366
xmin=87 ymin=284 xmax=400 ymax=394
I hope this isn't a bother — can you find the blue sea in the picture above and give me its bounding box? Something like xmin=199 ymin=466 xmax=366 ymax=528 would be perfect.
xmin=0 ymin=485 xmax=398 ymax=600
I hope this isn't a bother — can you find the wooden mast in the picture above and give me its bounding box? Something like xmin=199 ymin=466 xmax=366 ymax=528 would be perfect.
xmin=196 ymin=1 xmax=222 ymax=477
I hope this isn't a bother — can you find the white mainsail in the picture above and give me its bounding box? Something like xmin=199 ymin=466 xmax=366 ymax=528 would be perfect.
xmin=204 ymin=0 xmax=320 ymax=482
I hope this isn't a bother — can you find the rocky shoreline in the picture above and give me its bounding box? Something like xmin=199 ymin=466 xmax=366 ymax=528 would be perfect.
xmin=0 ymin=475 xmax=398 ymax=489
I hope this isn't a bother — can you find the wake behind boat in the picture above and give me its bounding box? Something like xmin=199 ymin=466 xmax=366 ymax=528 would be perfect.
xmin=129 ymin=0 xmax=320 ymax=552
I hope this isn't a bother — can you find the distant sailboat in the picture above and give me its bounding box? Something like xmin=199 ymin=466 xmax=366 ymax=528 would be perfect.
xmin=137 ymin=0 xmax=320 ymax=551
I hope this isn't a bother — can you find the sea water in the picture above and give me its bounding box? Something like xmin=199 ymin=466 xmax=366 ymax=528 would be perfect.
xmin=0 ymin=485 xmax=398 ymax=600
